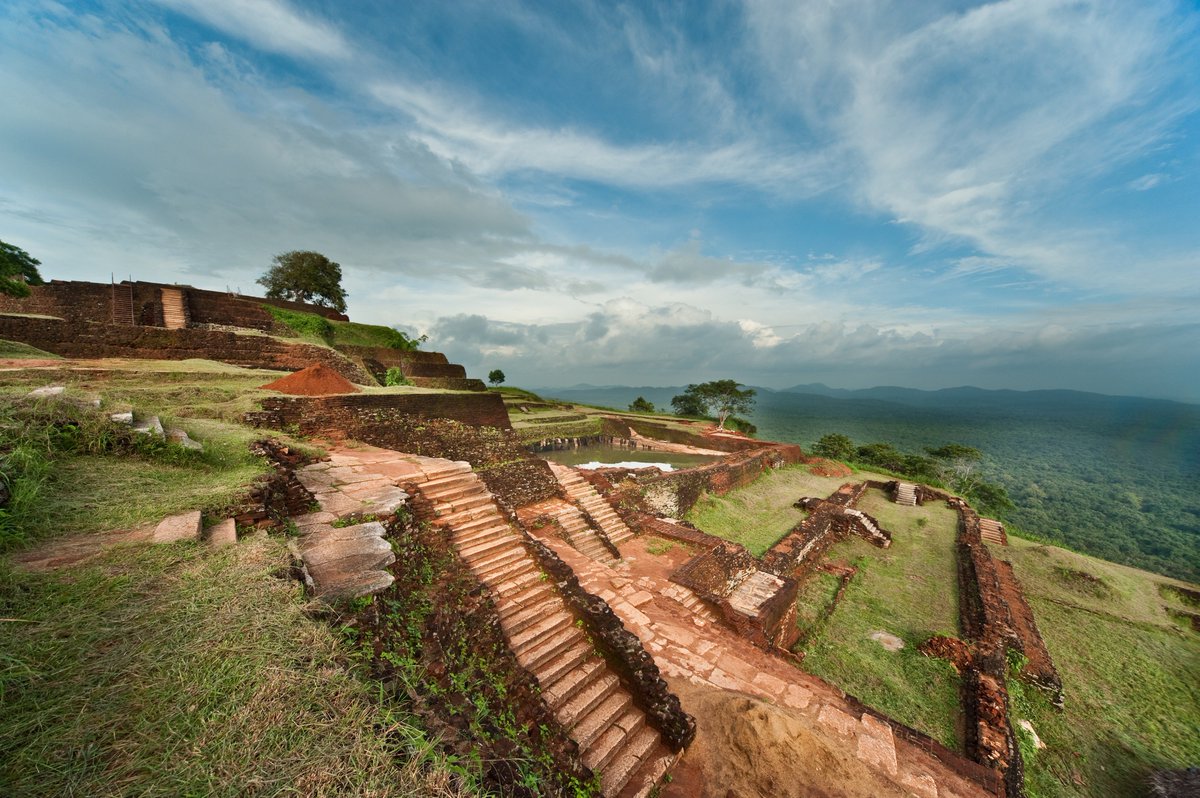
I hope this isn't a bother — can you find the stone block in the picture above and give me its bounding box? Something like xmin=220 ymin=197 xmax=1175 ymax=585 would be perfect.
xmin=28 ymin=385 xmax=65 ymax=397
xmin=208 ymin=518 xmax=237 ymax=548
xmin=817 ymin=704 xmax=859 ymax=737
xmin=153 ymin=510 xmax=203 ymax=543
xmin=856 ymin=730 xmax=898 ymax=776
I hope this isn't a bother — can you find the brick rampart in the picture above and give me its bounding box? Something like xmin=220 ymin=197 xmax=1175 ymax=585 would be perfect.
xmin=0 ymin=279 xmax=347 ymax=327
xmin=0 ymin=315 xmax=370 ymax=383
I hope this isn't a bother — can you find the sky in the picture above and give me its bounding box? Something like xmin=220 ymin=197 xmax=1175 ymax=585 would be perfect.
xmin=2 ymin=1 xmax=1199 ymax=400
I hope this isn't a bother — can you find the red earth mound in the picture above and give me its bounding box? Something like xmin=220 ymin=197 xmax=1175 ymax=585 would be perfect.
xmin=260 ymin=363 xmax=359 ymax=396
xmin=806 ymin=458 xmax=853 ymax=477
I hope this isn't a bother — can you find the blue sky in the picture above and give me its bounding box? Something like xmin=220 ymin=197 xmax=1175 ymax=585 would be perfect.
xmin=2 ymin=1 xmax=1198 ymax=400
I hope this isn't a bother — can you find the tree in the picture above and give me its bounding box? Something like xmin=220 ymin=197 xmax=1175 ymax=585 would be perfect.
xmin=257 ymin=251 xmax=347 ymax=313
xmin=812 ymin=433 xmax=855 ymax=461
xmin=0 ymin=239 xmax=45 ymax=297
xmin=670 ymin=391 xmax=707 ymax=417
xmin=629 ymin=396 xmax=655 ymax=413
xmin=670 ymin=380 xmax=756 ymax=429
xmin=487 ymin=369 xmax=506 ymax=386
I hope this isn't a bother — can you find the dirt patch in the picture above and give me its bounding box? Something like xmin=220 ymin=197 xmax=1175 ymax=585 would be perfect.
xmin=869 ymin=630 xmax=906 ymax=651
xmin=662 ymin=681 xmax=910 ymax=798
xmin=260 ymin=363 xmax=359 ymax=395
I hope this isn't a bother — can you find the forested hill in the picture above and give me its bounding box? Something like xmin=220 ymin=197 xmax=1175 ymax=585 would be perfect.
xmin=539 ymin=384 xmax=1200 ymax=582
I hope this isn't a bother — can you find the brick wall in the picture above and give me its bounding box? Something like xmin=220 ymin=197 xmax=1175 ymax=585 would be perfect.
xmin=631 ymin=445 xmax=804 ymax=517
xmin=600 ymin=416 xmax=770 ymax=453
xmin=0 ymin=315 xmax=371 ymax=383
xmin=0 ymin=279 xmax=347 ymax=326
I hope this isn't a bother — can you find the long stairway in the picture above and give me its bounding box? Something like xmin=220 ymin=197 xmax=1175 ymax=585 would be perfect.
xmin=519 ymin=498 xmax=618 ymax=564
xmin=160 ymin=288 xmax=187 ymax=329
xmin=111 ymin=282 xmax=135 ymax=325
xmin=405 ymin=460 xmax=673 ymax=796
xmin=979 ymin=517 xmax=1008 ymax=546
xmin=549 ymin=463 xmax=635 ymax=547
xmin=894 ymin=482 xmax=917 ymax=506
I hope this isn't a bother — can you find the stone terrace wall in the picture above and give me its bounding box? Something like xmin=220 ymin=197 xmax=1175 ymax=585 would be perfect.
xmin=0 ymin=315 xmax=371 ymax=383
xmin=248 ymin=398 xmax=561 ymax=509
xmin=631 ymin=444 xmax=804 ymax=518
xmin=599 ymin=416 xmax=772 ymax=454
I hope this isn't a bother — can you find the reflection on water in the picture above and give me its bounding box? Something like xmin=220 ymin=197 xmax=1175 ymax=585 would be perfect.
xmin=541 ymin=443 xmax=716 ymax=471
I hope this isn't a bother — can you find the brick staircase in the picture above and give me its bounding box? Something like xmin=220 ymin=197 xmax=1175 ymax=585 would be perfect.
xmin=979 ymin=517 xmax=1008 ymax=546
xmin=160 ymin=287 xmax=188 ymax=329
xmin=894 ymin=482 xmax=917 ymax=506
xmin=406 ymin=460 xmax=674 ymax=796
xmin=849 ymin=506 xmax=888 ymax=537
xmin=549 ymin=463 xmax=635 ymax=547
xmin=111 ymin=282 xmax=135 ymax=325
xmin=519 ymin=498 xmax=618 ymax=564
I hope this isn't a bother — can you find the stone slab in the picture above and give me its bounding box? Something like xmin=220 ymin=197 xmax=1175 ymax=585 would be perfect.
xmin=153 ymin=510 xmax=203 ymax=543
xmin=208 ymin=518 xmax=237 ymax=548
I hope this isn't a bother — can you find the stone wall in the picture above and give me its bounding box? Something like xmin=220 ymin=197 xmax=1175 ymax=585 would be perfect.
xmin=599 ymin=416 xmax=775 ymax=454
xmin=0 ymin=315 xmax=371 ymax=383
xmin=626 ymin=444 xmax=804 ymax=517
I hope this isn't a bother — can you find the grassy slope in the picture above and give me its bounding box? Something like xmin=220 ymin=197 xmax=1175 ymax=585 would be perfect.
xmin=997 ymin=538 xmax=1200 ymax=798
xmin=0 ymin=540 xmax=469 ymax=797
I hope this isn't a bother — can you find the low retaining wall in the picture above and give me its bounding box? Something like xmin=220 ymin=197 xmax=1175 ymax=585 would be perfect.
xmin=0 ymin=315 xmax=371 ymax=383
xmin=631 ymin=444 xmax=804 ymax=518
xmin=599 ymin=416 xmax=771 ymax=454
xmin=955 ymin=499 xmax=1025 ymax=796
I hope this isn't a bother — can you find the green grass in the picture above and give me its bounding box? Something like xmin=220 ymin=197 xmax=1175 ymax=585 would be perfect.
xmin=998 ymin=538 xmax=1200 ymax=798
xmin=0 ymin=540 xmax=475 ymax=797
xmin=260 ymin=305 xmax=422 ymax=351
xmin=685 ymin=465 xmax=863 ymax=554
xmin=795 ymin=488 xmax=963 ymax=749
xmin=0 ymin=339 xmax=60 ymax=358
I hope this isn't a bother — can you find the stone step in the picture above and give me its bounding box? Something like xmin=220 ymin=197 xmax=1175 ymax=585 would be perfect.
xmin=502 ymin=600 xmax=559 ymax=636
xmin=542 ymin=658 xmax=606 ymax=710
xmin=459 ymin=533 xmax=516 ymax=562
xmin=431 ymin=492 xmax=494 ymax=516
xmin=534 ymin=640 xmax=594 ymax=689
xmin=586 ymin=707 xmax=646 ymax=777
xmin=207 ymin=518 xmax=237 ymax=548
xmin=470 ymin=545 xmax=526 ymax=575
xmin=434 ymin=505 xmax=498 ymax=527
xmin=603 ymin=727 xmax=662 ymax=797
xmin=476 ymin=557 xmax=537 ymax=584
xmin=509 ymin=611 xmax=572 ymax=651
xmin=448 ymin=515 xmax=505 ymax=540
xmin=494 ymin=569 xmax=544 ymax=596
xmin=500 ymin=582 xmax=556 ymax=615
xmin=573 ymin=691 xmax=631 ymax=751
xmin=520 ymin=625 xmax=585 ymax=672
xmin=560 ymin=672 xmax=619 ymax=727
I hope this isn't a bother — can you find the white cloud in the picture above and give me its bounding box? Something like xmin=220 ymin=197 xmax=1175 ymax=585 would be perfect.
xmin=152 ymin=0 xmax=349 ymax=60
xmin=1128 ymin=173 xmax=1167 ymax=191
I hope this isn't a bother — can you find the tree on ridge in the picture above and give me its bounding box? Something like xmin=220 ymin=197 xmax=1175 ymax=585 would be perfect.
xmin=257 ymin=251 xmax=347 ymax=313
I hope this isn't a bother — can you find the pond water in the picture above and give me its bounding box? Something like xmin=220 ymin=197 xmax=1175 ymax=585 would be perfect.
xmin=540 ymin=443 xmax=717 ymax=472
